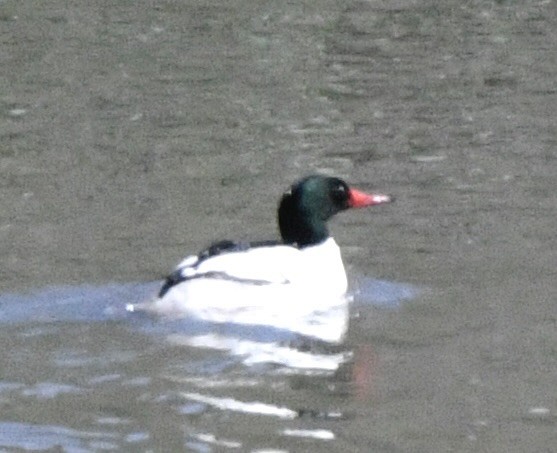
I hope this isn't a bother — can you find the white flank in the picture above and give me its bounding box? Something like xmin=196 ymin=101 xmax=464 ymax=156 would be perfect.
xmin=141 ymin=238 xmax=350 ymax=343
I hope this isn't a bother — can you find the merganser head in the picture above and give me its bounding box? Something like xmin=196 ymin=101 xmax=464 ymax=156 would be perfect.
xmin=278 ymin=175 xmax=392 ymax=247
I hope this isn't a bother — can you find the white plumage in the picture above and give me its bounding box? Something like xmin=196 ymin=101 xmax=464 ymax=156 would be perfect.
xmin=136 ymin=238 xmax=349 ymax=343
xmin=130 ymin=175 xmax=392 ymax=343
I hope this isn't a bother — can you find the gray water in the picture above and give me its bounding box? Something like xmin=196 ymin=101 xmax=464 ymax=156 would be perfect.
xmin=1 ymin=1 xmax=556 ymax=451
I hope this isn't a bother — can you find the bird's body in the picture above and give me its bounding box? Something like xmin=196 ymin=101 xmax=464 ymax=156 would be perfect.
xmin=131 ymin=175 xmax=391 ymax=343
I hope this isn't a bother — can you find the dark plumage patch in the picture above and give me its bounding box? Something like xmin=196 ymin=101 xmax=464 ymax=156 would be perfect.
xmin=158 ymin=239 xmax=285 ymax=298
xmin=197 ymin=239 xmax=284 ymax=260
xmin=158 ymin=267 xmax=187 ymax=298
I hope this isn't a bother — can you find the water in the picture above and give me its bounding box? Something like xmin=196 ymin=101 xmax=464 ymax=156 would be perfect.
xmin=1 ymin=0 xmax=556 ymax=451
xmin=0 ymin=279 xmax=415 ymax=451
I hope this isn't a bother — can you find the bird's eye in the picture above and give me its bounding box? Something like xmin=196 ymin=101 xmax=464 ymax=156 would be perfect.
xmin=334 ymin=184 xmax=346 ymax=195
xmin=331 ymin=183 xmax=348 ymax=202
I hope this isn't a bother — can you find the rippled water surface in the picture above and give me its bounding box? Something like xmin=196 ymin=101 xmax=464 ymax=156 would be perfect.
xmin=1 ymin=1 xmax=556 ymax=451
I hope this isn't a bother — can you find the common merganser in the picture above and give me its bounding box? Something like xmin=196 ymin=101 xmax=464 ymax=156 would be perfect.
xmin=131 ymin=175 xmax=392 ymax=343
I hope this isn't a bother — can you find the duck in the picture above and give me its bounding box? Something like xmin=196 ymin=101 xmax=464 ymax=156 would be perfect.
xmin=130 ymin=175 xmax=392 ymax=343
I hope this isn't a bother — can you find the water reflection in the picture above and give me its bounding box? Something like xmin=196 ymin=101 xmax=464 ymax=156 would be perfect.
xmin=0 ymin=278 xmax=416 ymax=371
xmin=0 ymin=278 xmax=417 ymax=448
